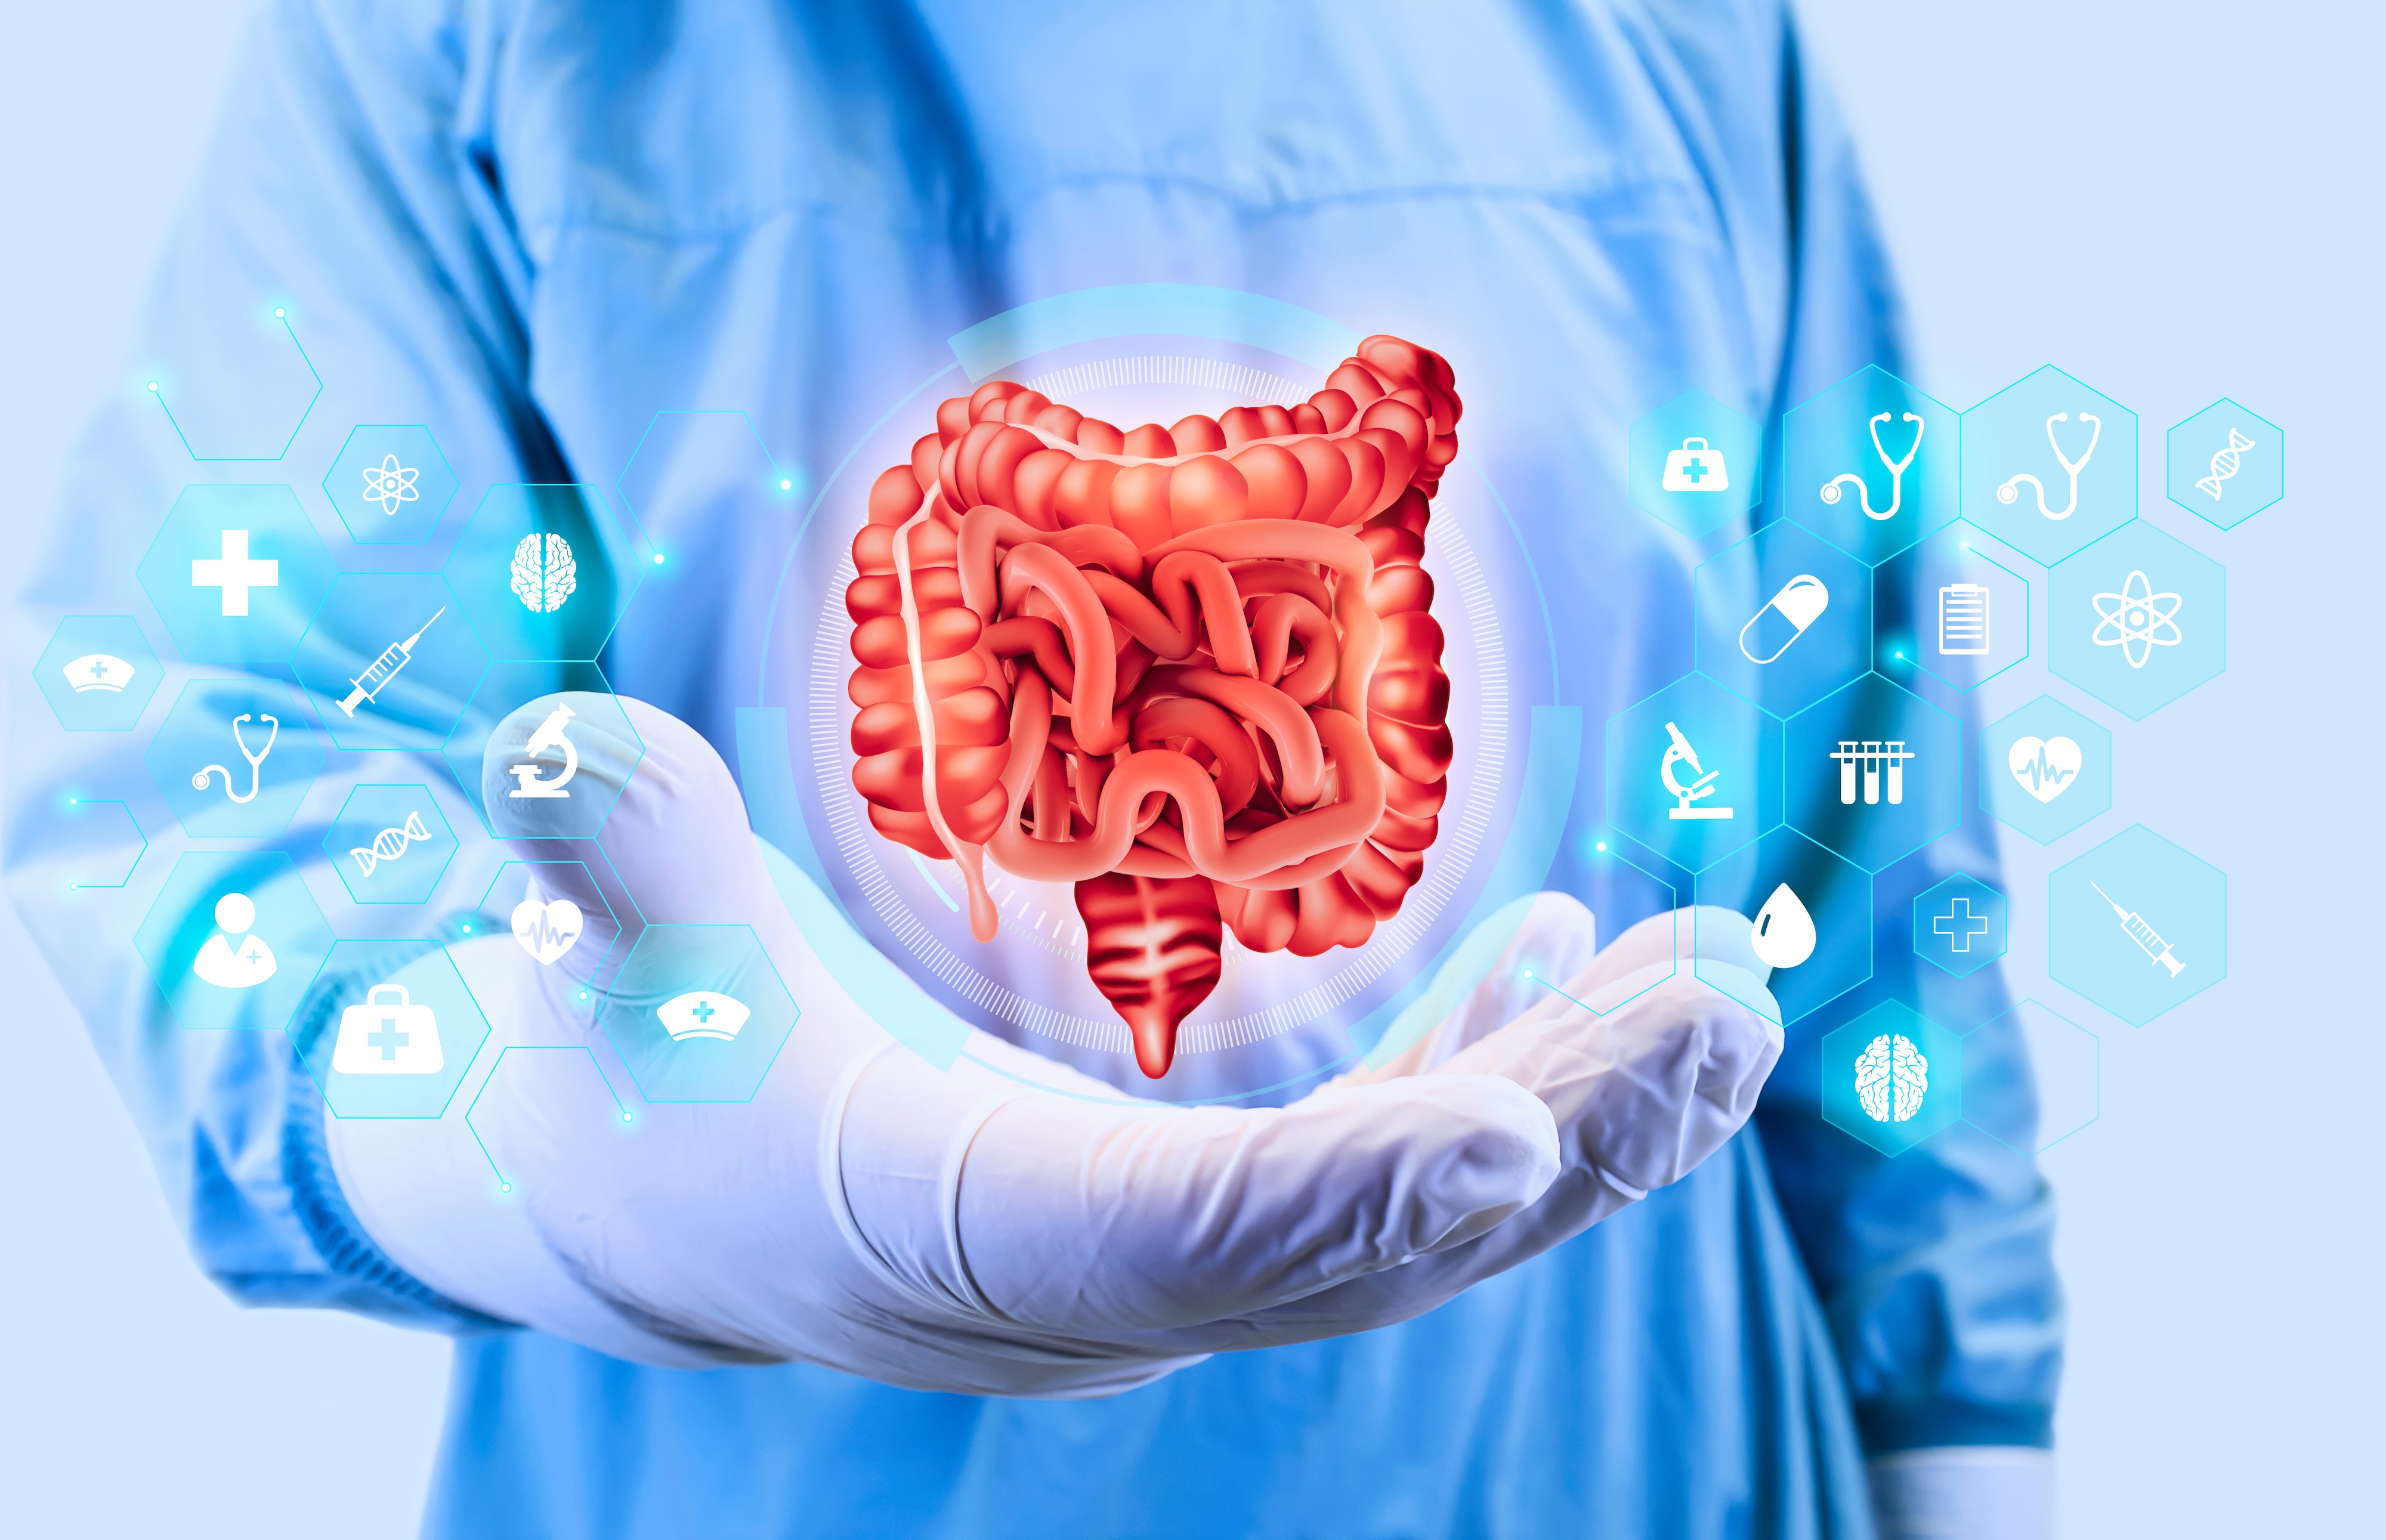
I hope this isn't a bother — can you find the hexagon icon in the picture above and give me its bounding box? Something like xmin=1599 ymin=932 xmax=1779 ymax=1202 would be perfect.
xmin=1693 ymin=828 xmax=1870 ymax=1025
xmin=326 ymin=785 xmax=456 ymax=905
xmin=135 ymin=484 xmax=338 ymax=667
xmin=1782 ymin=366 xmax=1960 ymax=564
xmin=146 ymin=679 xmax=327 ymax=839
xmin=446 ymin=484 xmax=650 ymax=660
xmin=1963 ymin=1000 xmax=2098 ymax=1156
xmin=1913 ymin=873 xmax=2006 ymax=980
xmin=471 ymin=856 xmax=638 ymax=1007
xmin=1693 ymin=519 xmax=1869 ymax=716
xmin=1603 ymin=672 xmax=1775 ymax=873
xmin=601 ymin=924 xmax=799 ymax=1102
xmin=323 ymin=425 xmax=460 ymax=545
xmin=2048 ymin=520 xmax=2225 ymax=720
xmin=2051 ymin=825 xmax=2224 ymax=1026
xmin=1784 ymin=675 xmax=1962 ymax=873
xmin=444 ymin=667 xmax=642 ymax=839
xmin=133 ymin=850 xmax=336 ymax=1032
xmin=33 ymin=615 xmax=163 ymax=731
xmin=1874 ymin=522 xmax=2029 ymax=692
xmin=291 ymin=941 xmax=490 ymax=1117
xmin=1982 ymin=695 xmax=2112 ymax=845
xmin=2166 ymin=400 xmax=2282 ymax=530
xmin=1960 ymin=366 xmax=2137 ymax=566
xmin=290 ymin=573 xmax=488 ymax=751
xmin=1628 ymin=390 xmax=1761 ymax=539
xmin=1822 ymin=1002 xmax=1963 ymax=1156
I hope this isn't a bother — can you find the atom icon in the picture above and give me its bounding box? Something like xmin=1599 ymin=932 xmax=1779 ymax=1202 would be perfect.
xmin=2088 ymin=568 xmax=2184 ymax=669
xmin=360 ymin=453 xmax=420 ymax=516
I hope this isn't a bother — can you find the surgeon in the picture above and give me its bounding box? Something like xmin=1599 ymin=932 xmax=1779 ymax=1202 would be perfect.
xmin=7 ymin=2 xmax=2059 ymax=1537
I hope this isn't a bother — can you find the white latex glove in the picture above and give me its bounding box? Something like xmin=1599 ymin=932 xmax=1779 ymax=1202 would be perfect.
xmin=1869 ymin=1448 xmax=2055 ymax=1540
xmin=329 ymin=695 xmax=1782 ymax=1395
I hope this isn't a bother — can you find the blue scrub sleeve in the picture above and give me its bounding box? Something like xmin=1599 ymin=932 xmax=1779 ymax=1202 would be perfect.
xmin=5 ymin=0 xmax=533 ymax=1331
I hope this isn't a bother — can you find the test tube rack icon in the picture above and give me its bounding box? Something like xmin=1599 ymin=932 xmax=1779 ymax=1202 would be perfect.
xmin=1831 ymin=740 xmax=1914 ymax=805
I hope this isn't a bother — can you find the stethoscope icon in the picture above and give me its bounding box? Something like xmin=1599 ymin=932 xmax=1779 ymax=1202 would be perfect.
xmin=193 ymin=712 xmax=278 ymax=803
xmin=1820 ymin=411 xmax=1924 ymax=521
xmin=1998 ymin=411 xmax=2101 ymax=521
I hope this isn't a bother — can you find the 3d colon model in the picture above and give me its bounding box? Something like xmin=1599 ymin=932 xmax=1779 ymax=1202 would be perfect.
xmin=844 ymin=335 xmax=1460 ymax=1077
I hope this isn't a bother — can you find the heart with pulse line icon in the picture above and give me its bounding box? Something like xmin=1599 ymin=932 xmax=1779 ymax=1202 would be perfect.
xmin=511 ymin=897 xmax=585 ymax=965
xmin=2007 ymin=735 xmax=2084 ymax=805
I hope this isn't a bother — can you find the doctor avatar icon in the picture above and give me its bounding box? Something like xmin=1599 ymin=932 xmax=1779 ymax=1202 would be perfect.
xmin=1821 ymin=412 xmax=1924 ymax=521
xmin=509 ymin=703 xmax=580 ymax=798
xmin=191 ymin=712 xmax=277 ymax=803
xmin=64 ymin=654 xmax=135 ymax=693
xmin=1662 ymin=438 xmax=1729 ymax=492
xmin=193 ymin=892 xmax=277 ymax=988
xmin=1738 ymin=574 xmax=1831 ymax=664
xmin=190 ymin=528 xmax=280 ymax=616
xmin=1998 ymin=412 xmax=2101 ymax=521
xmin=1661 ymin=720 xmax=1733 ymax=820
xmin=2090 ymin=569 xmax=2184 ymax=669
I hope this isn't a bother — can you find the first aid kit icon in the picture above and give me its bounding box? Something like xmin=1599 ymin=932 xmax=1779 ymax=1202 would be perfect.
xmin=1663 ymin=437 xmax=1730 ymax=493
xmin=332 ymin=984 xmax=444 ymax=1075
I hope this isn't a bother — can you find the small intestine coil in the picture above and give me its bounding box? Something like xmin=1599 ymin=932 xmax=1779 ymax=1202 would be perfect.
xmin=845 ymin=335 xmax=1460 ymax=1077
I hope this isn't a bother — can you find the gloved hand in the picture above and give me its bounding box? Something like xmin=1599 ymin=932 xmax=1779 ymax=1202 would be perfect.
xmin=327 ymin=695 xmax=1783 ymax=1395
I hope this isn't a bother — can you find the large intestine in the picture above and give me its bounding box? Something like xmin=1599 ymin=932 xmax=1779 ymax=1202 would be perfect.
xmin=845 ymin=334 xmax=1459 ymax=1078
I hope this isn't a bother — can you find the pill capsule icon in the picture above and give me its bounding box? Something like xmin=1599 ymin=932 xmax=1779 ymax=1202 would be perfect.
xmin=1738 ymin=574 xmax=1831 ymax=664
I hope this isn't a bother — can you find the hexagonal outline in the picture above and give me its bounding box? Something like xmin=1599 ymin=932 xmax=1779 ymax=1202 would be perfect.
xmin=132 ymin=848 xmax=336 ymax=1035
xmin=1628 ymin=388 xmax=1763 ymax=533
xmin=288 ymin=940 xmax=492 ymax=1120
xmin=1964 ymin=997 xmax=2100 ymax=1156
xmin=288 ymin=570 xmax=491 ymax=752
xmin=464 ymin=1046 xmax=637 ymax=1192
xmin=599 ymin=922 xmax=802 ymax=1105
xmin=1521 ymin=833 xmax=1681 ymax=1018
xmin=1602 ymin=670 xmax=1780 ymax=874
xmin=1958 ymin=363 xmax=2139 ymax=563
xmin=1689 ymin=825 xmax=1875 ymax=1026
xmin=2047 ymin=517 xmax=2227 ymax=722
xmin=135 ymin=483 xmax=342 ymax=670
xmin=1822 ymin=1000 xmax=1965 ymax=1156
xmin=1781 ymin=364 xmax=1962 ymax=566
xmin=1690 ymin=519 xmax=1875 ymax=718
xmin=440 ymin=663 xmax=648 ymax=839
xmin=1912 ymin=871 xmax=2008 ymax=979
xmin=324 ymin=783 xmax=460 ymax=905
xmin=143 ymin=307 xmax=322 ymax=462
xmin=469 ymin=852 xmax=642 ymax=1010
xmin=2165 ymin=398 xmax=2283 ymax=528
xmin=144 ymin=676 xmax=330 ymax=841
xmin=1980 ymin=694 xmax=2114 ymax=846
xmin=33 ymin=614 xmax=165 ymax=732
xmin=57 ymin=796 xmax=147 ymax=889
xmin=323 ymin=423 xmax=462 ymax=545
xmin=441 ymin=482 xmax=656 ymax=664
xmin=1782 ymin=672 xmax=1967 ymax=874
xmin=2048 ymin=822 xmax=2229 ymax=1026
xmin=1881 ymin=523 xmax=2034 ymax=694
xmin=616 ymin=409 xmax=811 ymax=565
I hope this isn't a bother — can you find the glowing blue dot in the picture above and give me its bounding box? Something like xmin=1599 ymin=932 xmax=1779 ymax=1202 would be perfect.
xmin=1522 ymin=968 xmax=1534 ymax=979
xmin=621 ymin=1112 xmax=633 ymax=1122
xmin=500 ymin=1182 xmax=512 ymax=1193
xmin=67 ymin=797 xmax=78 ymax=805
xmin=1594 ymin=840 xmax=1608 ymax=852
xmin=460 ymin=923 xmax=472 ymax=934
xmin=577 ymin=990 xmax=588 ymax=1001
xmin=146 ymin=382 xmax=158 ymax=392
xmin=780 ymin=478 xmax=793 ymax=490
xmin=274 ymin=307 xmax=285 ymax=318
xmin=652 ymin=553 xmax=666 ymax=565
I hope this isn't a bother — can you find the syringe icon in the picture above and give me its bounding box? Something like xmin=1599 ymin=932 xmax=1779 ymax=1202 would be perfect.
xmin=339 ymin=607 xmax=445 ymax=718
xmin=2090 ymin=881 xmax=2185 ymax=978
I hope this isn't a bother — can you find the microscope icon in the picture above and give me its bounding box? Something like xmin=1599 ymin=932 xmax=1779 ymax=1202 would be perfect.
xmin=1661 ymin=720 xmax=1733 ymax=821
xmin=508 ymin=703 xmax=580 ymax=799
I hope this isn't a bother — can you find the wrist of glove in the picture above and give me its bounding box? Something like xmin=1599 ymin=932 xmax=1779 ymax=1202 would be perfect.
xmin=1869 ymin=1448 xmax=2054 ymax=1540
xmin=328 ymin=695 xmax=1782 ymax=1395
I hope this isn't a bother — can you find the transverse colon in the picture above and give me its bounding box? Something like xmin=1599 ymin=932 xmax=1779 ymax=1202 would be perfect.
xmin=845 ymin=335 xmax=1459 ymax=1077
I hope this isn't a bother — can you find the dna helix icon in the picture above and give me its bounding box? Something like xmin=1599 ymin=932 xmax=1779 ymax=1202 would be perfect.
xmin=351 ymin=810 xmax=434 ymax=876
xmin=2195 ymin=428 xmax=2255 ymax=500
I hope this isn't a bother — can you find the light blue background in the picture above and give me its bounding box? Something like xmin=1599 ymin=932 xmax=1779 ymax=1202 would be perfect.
xmin=1 ymin=2 xmax=2376 ymax=1535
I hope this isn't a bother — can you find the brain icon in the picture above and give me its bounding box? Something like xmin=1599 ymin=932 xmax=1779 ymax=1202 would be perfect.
xmin=511 ymin=533 xmax=577 ymax=613
xmin=1855 ymin=1032 xmax=1930 ymax=1123
xmin=845 ymin=334 xmax=1460 ymax=1077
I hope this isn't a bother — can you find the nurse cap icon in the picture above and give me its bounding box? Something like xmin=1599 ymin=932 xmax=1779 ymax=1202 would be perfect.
xmin=1738 ymin=576 xmax=1831 ymax=664
xmin=192 ymin=892 xmax=277 ymax=988
xmin=63 ymin=653 xmax=136 ymax=693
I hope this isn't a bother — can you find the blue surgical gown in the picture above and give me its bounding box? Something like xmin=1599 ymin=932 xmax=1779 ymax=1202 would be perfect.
xmin=6 ymin=2 xmax=2060 ymax=1535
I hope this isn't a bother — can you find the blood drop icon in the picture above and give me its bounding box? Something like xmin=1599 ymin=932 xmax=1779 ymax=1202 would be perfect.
xmin=1750 ymin=882 xmax=1816 ymax=970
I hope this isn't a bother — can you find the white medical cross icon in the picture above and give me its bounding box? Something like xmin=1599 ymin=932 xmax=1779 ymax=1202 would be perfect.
xmin=191 ymin=529 xmax=279 ymax=616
